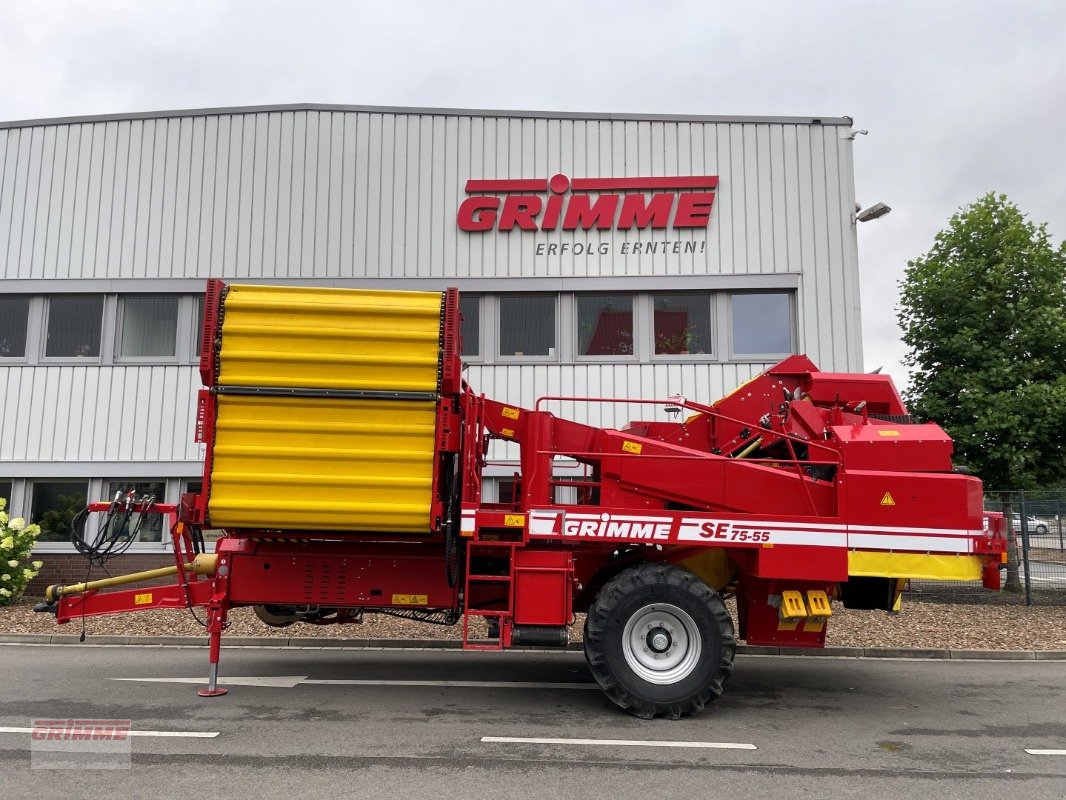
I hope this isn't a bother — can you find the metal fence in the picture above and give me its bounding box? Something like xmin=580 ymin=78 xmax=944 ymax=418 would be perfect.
xmin=908 ymin=489 xmax=1066 ymax=606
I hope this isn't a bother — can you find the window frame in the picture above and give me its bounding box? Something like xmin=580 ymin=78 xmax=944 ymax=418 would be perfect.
xmin=114 ymin=294 xmax=182 ymax=364
xmin=41 ymin=294 xmax=108 ymax=364
xmin=100 ymin=478 xmax=170 ymax=547
xmin=573 ymin=292 xmax=638 ymax=363
xmin=727 ymin=291 xmax=796 ymax=360
xmin=649 ymin=291 xmax=717 ymax=362
xmin=495 ymin=293 xmax=560 ymax=363
xmin=27 ymin=479 xmax=91 ymax=549
xmin=0 ymin=295 xmax=32 ymax=362
xmin=458 ymin=293 xmax=483 ymax=363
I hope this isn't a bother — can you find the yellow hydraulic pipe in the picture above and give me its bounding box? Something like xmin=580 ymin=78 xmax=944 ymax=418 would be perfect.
xmin=733 ymin=437 xmax=763 ymax=459
xmin=45 ymin=554 xmax=218 ymax=602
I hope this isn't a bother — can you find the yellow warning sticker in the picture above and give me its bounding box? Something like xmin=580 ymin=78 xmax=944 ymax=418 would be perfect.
xmin=504 ymin=514 xmax=526 ymax=527
xmin=622 ymin=440 xmax=643 ymax=455
xmin=878 ymin=430 xmax=901 ymax=437
xmin=134 ymin=592 xmax=153 ymax=606
xmin=501 ymin=407 xmax=520 ymax=419
xmin=501 ymin=428 xmax=514 ymax=438
xmin=392 ymin=594 xmax=428 ymax=606
xmin=880 ymin=492 xmax=896 ymax=506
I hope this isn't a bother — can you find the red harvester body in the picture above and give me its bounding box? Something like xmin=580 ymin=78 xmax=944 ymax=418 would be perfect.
xmin=45 ymin=282 xmax=1005 ymax=717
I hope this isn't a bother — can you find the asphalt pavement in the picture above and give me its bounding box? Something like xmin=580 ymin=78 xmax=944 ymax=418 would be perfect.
xmin=1 ymin=643 xmax=1064 ymax=799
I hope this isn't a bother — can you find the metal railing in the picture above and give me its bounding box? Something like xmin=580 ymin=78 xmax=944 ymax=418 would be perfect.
xmin=909 ymin=489 xmax=1066 ymax=606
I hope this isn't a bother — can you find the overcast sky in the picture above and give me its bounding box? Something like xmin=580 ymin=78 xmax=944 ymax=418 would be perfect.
xmin=2 ymin=0 xmax=1063 ymax=388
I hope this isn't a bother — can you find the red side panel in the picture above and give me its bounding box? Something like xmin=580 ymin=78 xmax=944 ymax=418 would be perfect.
xmin=198 ymin=278 xmax=225 ymax=386
xmin=513 ymin=550 xmax=573 ymax=625
xmin=441 ymin=288 xmax=462 ymax=396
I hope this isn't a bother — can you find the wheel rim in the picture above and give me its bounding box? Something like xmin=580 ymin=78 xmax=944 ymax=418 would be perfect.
xmin=621 ymin=603 xmax=702 ymax=685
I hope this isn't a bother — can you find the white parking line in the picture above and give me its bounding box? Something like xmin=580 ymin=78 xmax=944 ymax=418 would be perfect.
xmin=0 ymin=726 xmax=218 ymax=738
xmin=113 ymin=678 xmax=601 ymax=691
xmin=304 ymin=679 xmax=598 ymax=689
xmin=482 ymin=736 xmax=757 ymax=750
xmin=1025 ymin=748 xmax=1066 ymax=755
xmin=111 ymin=675 xmax=598 ymax=690
xmin=113 ymin=676 xmax=307 ymax=688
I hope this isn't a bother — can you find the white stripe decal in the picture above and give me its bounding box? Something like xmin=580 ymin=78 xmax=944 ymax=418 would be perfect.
xmin=849 ymin=524 xmax=977 ymax=536
xmin=848 ymin=534 xmax=970 ymax=553
xmin=529 ymin=510 xmax=560 ymax=535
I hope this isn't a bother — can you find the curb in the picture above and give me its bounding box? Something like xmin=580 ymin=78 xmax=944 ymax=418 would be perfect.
xmin=1 ymin=634 xmax=1064 ymax=660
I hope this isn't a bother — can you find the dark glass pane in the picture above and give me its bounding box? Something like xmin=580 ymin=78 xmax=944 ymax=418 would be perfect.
xmin=46 ymin=296 xmax=103 ymax=358
xmin=459 ymin=295 xmax=479 ymax=357
xmin=31 ymin=481 xmax=88 ymax=543
xmin=106 ymin=481 xmax=166 ymax=542
xmin=0 ymin=482 xmax=11 ymax=508
xmin=120 ymin=296 xmax=178 ymax=357
xmin=732 ymin=293 xmax=793 ymax=355
xmin=499 ymin=296 xmax=556 ymax=357
xmin=577 ymin=295 xmax=633 ymax=357
xmin=0 ymin=296 xmax=29 ymax=357
xmin=653 ymin=294 xmax=713 ymax=355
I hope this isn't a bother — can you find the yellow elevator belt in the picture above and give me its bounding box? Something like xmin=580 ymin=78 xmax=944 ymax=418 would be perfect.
xmin=216 ymin=284 xmax=444 ymax=392
xmin=207 ymin=395 xmax=438 ymax=532
xmin=207 ymin=285 xmax=445 ymax=533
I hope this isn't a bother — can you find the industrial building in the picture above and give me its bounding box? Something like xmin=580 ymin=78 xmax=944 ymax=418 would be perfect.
xmin=0 ymin=104 xmax=863 ymax=572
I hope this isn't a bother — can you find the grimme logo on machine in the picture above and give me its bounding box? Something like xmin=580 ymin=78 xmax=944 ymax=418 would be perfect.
xmin=457 ymin=174 xmax=718 ymax=252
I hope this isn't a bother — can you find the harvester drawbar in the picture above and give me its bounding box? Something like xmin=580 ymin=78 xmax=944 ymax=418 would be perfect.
xmin=39 ymin=281 xmax=1007 ymax=718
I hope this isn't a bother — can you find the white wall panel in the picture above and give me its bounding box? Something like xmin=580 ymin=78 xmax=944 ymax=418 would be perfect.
xmin=0 ymin=105 xmax=860 ymax=479
xmin=0 ymin=109 xmax=857 ymax=289
xmin=0 ymin=366 xmax=202 ymax=465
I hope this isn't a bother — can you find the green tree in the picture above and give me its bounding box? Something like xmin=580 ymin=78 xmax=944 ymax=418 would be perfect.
xmin=898 ymin=193 xmax=1066 ymax=590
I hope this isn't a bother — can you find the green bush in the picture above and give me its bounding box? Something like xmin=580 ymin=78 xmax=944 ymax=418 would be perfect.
xmin=0 ymin=498 xmax=43 ymax=605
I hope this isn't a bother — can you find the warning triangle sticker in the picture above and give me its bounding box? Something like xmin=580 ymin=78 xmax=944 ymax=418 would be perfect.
xmin=880 ymin=492 xmax=895 ymax=506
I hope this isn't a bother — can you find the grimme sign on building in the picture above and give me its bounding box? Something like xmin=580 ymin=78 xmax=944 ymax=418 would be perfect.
xmin=0 ymin=104 xmax=862 ymax=570
xmin=458 ymin=174 xmax=718 ymax=257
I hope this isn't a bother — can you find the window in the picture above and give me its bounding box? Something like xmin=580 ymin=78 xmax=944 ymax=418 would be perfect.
xmin=0 ymin=296 xmax=30 ymax=358
xmin=193 ymin=294 xmax=205 ymax=357
xmin=459 ymin=294 xmax=480 ymax=358
xmin=45 ymin=296 xmax=104 ymax=358
xmin=653 ymin=294 xmax=713 ymax=355
xmin=499 ymin=295 xmax=556 ymax=357
xmin=731 ymin=293 xmax=793 ymax=356
xmin=576 ymin=295 xmax=633 ymax=357
xmin=30 ymin=481 xmax=88 ymax=543
xmin=0 ymin=481 xmax=11 ymax=507
xmin=118 ymin=296 xmax=179 ymax=358
xmin=106 ymin=481 xmax=167 ymax=542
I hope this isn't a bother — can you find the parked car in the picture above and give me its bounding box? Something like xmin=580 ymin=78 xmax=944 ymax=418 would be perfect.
xmin=1011 ymin=514 xmax=1049 ymax=535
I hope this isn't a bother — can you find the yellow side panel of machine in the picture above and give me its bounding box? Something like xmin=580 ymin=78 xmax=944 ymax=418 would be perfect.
xmin=208 ymin=396 xmax=437 ymax=532
xmin=216 ymin=284 xmax=443 ymax=392
xmin=847 ymin=551 xmax=982 ymax=581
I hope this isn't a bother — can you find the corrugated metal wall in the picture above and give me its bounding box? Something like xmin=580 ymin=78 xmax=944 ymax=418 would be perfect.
xmin=0 ymin=111 xmax=856 ymax=282
xmin=0 ymin=365 xmax=202 ymax=462
xmin=0 ymin=106 xmax=860 ymax=477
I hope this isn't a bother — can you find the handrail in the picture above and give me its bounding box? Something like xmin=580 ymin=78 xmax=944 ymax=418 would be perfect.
xmin=532 ymin=394 xmax=842 ymax=465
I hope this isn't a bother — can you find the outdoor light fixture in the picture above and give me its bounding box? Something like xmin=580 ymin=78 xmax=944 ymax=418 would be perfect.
xmin=853 ymin=202 xmax=891 ymax=223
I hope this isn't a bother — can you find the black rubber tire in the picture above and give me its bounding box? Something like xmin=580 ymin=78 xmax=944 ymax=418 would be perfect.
xmin=583 ymin=563 xmax=735 ymax=719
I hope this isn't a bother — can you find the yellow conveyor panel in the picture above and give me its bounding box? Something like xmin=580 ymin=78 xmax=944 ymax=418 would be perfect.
xmin=207 ymin=396 xmax=438 ymax=532
xmin=217 ymin=284 xmax=443 ymax=392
